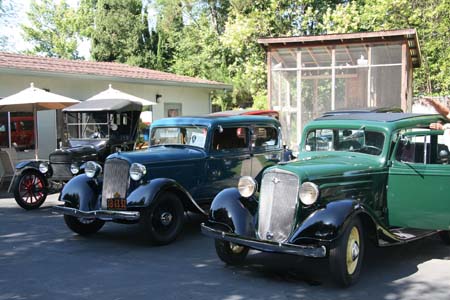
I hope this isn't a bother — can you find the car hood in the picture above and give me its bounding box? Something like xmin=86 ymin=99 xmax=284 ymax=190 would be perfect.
xmin=273 ymin=152 xmax=385 ymax=180
xmin=108 ymin=145 xmax=207 ymax=165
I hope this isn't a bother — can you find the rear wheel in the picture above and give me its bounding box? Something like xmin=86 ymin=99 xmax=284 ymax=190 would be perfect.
xmin=63 ymin=214 xmax=105 ymax=235
xmin=439 ymin=231 xmax=450 ymax=245
xmin=329 ymin=218 xmax=365 ymax=287
xmin=140 ymin=192 xmax=185 ymax=245
xmin=215 ymin=239 xmax=249 ymax=265
xmin=13 ymin=170 xmax=48 ymax=210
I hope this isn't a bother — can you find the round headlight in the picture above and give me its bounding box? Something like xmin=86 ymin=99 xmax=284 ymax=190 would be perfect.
xmin=299 ymin=182 xmax=319 ymax=205
xmin=70 ymin=163 xmax=80 ymax=175
xmin=238 ymin=176 xmax=257 ymax=198
xmin=85 ymin=161 xmax=102 ymax=178
xmin=130 ymin=163 xmax=146 ymax=181
xmin=39 ymin=162 xmax=49 ymax=174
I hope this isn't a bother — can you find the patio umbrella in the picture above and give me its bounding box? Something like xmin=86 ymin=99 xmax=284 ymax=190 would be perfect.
xmin=0 ymin=83 xmax=80 ymax=160
xmin=86 ymin=84 xmax=157 ymax=106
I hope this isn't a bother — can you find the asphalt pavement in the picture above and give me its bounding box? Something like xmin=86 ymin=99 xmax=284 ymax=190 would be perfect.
xmin=0 ymin=193 xmax=449 ymax=300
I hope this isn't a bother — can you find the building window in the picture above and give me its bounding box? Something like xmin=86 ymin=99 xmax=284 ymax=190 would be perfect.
xmin=164 ymin=103 xmax=182 ymax=117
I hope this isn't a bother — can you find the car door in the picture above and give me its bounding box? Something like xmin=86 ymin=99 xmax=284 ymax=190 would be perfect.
xmin=387 ymin=130 xmax=450 ymax=230
xmin=202 ymin=125 xmax=252 ymax=200
xmin=250 ymin=125 xmax=282 ymax=183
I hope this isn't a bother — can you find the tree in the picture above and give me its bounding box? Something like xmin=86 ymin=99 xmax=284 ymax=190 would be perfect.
xmin=0 ymin=0 xmax=18 ymax=51
xmin=90 ymin=0 xmax=153 ymax=67
xmin=21 ymin=0 xmax=81 ymax=59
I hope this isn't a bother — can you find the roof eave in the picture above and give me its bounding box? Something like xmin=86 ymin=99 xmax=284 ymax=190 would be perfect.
xmin=0 ymin=67 xmax=233 ymax=91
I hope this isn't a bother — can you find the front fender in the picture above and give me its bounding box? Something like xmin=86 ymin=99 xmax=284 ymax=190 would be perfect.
xmin=207 ymin=188 xmax=257 ymax=238
xmin=126 ymin=178 xmax=206 ymax=215
xmin=289 ymin=199 xmax=364 ymax=244
xmin=15 ymin=160 xmax=45 ymax=170
xmin=59 ymin=174 xmax=102 ymax=210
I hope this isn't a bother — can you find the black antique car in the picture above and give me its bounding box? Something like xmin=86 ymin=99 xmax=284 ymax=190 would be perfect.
xmin=202 ymin=112 xmax=450 ymax=286
xmin=55 ymin=115 xmax=284 ymax=245
xmin=12 ymin=99 xmax=142 ymax=210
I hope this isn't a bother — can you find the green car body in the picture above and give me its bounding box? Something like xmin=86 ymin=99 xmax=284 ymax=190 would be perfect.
xmin=202 ymin=112 xmax=450 ymax=286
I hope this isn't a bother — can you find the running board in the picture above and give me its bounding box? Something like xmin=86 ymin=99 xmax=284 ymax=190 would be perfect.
xmin=390 ymin=228 xmax=436 ymax=241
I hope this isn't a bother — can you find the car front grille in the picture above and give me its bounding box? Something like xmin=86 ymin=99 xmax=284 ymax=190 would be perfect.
xmin=101 ymin=158 xmax=130 ymax=209
xmin=257 ymin=169 xmax=299 ymax=243
xmin=51 ymin=163 xmax=73 ymax=180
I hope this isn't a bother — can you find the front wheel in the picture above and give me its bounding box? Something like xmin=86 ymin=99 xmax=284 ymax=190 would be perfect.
xmin=439 ymin=231 xmax=450 ymax=245
xmin=63 ymin=214 xmax=105 ymax=235
xmin=140 ymin=192 xmax=185 ymax=245
xmin=215 ymin=239 xmax=249 ymax=265
xmin=13 ymin=170 xmax=48 ymax=210
xmin=329 ymin=217 xmax=365 ymax=287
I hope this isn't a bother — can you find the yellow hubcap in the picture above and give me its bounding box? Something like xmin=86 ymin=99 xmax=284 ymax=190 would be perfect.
xmin=346 ymin=226 xmax=360 ymax=275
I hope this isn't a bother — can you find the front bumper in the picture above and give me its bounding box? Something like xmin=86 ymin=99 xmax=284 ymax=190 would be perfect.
xmin=201 ymin=223 xmax=327 ymax=258
xmin=54 ymin=205 xmax=140 ymax=221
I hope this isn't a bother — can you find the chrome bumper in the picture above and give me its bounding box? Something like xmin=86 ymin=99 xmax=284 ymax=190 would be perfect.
xmin=201 ymin=223 xmax=327 ymax=258
xmin=54 ymin=205 xmax=140 ymax=221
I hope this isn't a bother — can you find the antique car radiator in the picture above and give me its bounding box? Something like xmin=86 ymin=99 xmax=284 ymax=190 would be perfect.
xmin=257 ymin=169 xmax=299 ymax=243
xmin=101 ymin=158 xmax=130 ymax=209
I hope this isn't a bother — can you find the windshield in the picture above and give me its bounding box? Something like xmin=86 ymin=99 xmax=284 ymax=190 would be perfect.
xmin=151 ymin=126 xmax=208 ymax=148
xmin=304 ymin=128 xmax=385 ymax=156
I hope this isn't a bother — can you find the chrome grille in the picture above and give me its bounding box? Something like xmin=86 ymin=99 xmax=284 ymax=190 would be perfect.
xmin=257 ymin=169 xmax=299 ymax=243
xmin=51 ymin=163 xmax=73 ymax=180
xmin=101 ymin=158 xmax=130 ymax=209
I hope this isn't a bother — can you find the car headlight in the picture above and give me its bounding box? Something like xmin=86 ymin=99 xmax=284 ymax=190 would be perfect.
xmin=299 ymin=182 xmax=319 ymax=205
xmin=39 ymin=162 xmax=49 ymax=174
xmin=238 ymin=176 xmax=257 ymax=198
xmin=85 ymin=161 xmax=102 ymax=178
xmin=130 ymin=163 xmax=146 ymax=181
xmin=70 ymin=163 xmax=80 ymax=175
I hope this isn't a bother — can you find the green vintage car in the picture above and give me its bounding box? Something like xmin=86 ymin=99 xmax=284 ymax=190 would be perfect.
xmin=201 ymin=112 xmax=450 ymax=286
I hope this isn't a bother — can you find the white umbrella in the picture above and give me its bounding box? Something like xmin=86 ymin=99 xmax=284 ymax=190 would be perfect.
xmin=86 ymin=84 xmax=157 ymax=106
xmin=0 ymin=83 xmax=80 ymax=159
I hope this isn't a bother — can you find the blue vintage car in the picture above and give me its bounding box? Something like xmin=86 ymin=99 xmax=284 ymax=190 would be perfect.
xmin=55 ymin=115 xmax=284 ymax=244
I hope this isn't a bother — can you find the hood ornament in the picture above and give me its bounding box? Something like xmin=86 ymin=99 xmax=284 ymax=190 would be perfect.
xmin=271 ymin=177 xmax=281 ymax=184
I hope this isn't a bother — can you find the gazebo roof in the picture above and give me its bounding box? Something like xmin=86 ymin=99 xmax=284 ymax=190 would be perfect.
xmin=258 ymin=29 xmax=421 ymax=67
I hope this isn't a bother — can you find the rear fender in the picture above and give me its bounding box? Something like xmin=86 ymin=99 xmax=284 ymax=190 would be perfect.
xmin=59 ymin=174 xmax=102 ymax=210
xmin=126 ymin=178 xmax=206 ymax=215
xmin=289 ymin=199 xmax=365 ymax=244
xmin=208 ymin=188 xmax=257 ymax=238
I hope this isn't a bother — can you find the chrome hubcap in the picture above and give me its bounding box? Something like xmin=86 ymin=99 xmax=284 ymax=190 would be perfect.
xmin=160 ymin=212 xmax=173 ymax=226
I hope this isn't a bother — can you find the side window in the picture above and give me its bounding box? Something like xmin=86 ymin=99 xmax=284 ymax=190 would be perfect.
xmin=212 ymin=127 xmax=249 ymax=151
xmin=253 ymin=127 xmax=279 ymax=150
xmin=395 ymin=132 xmax=450 ymax=164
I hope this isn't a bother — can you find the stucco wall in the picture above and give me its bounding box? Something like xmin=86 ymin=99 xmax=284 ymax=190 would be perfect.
xmin=0 ymin=73 xmax=212 ymax=159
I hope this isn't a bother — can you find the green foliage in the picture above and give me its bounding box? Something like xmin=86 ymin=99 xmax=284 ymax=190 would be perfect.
xmin=21 ymin=0 xmax=80 ymax=59
xmin=18 ymin=0 xmax=450 ymax=100
xmin=0 ymin=0 xmax=17 ymax=50
xmin=90 ymin=0 xmax=153 ymax=67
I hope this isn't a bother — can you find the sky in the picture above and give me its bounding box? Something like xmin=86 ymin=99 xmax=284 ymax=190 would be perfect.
xmin=2 ymin=0 xmax=90 ymax=58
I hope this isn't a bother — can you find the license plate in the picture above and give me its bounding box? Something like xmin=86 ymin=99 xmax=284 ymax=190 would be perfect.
xmin=107 ymin=198 xmax=127 ymax=210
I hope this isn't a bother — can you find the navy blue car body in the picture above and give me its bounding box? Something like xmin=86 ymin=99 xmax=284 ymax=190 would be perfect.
xmin=56 ymin=115 xmax=284 ymax=244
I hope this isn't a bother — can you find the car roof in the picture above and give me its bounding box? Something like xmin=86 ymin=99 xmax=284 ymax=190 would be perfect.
xmin=63 ymin=98 xmax=142 ymax=112
xmin=151 ymin=115 xmax=280 ymax=127
xmin=315 ymin=113 xmax=434 ymax=122
xmin=306 ymin=113 xmax=446 ymax=133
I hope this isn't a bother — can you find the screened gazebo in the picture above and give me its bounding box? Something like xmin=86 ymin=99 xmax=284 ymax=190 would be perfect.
xmin=258 ymin=29 xmax=421 ymax=150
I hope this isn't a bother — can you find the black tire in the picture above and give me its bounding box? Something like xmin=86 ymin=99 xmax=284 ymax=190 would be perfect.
xmin=13 ymin=170 xmax=48 ymax=210
xmin=140 ymin=192 xmax=185 ymax=245
xmin=439 ymin=231 xmax=450 ymax=245
xmin=329 ymin=217 xmax=365 ymax=287
xmin=215 ymin=239 xmax=249 ymax=265
xmin=63 ymin=214 xmax=105 ymax=235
